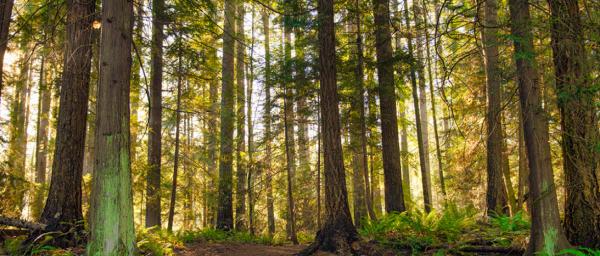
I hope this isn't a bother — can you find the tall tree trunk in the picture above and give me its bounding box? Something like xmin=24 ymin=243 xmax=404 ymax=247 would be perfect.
xmin=508 ymin=0 xmax=570 ymax=252
xmin=87 ymin=0 xmax=135 ymax=252
xmin=216 ymin=0 xmax=236 ymax=231
xmin=246 ymin=6 xmax=256 ymax=235
xmin=367 ymin=72 xmax=382 ymax=216
xmin=146 ymin=0 xmax=165 ymax=228
xmin=0 ymin=0 xmax=13 ymax=105
xmin=373 ymin=0 xmax=405 ymax=214
xmin=516 ymin=111 xmax=529 ymax=211
xmin=7 ymin=48 xmax=30 ymax=217
xmin=235 ymin=2 xmax=247 ymax=231
xmin=316 ymin=103 xmax=322 ymax=229
xmin=351 ymin=0 xmax=375 ymax=222
xmin=482 ymin=0 xmax=509 ymax=216
xmin=402 ymin=0 xmax=431 ymax=213
xmin=167 ymin=54 xmax=183 ymax=232
xmin=392 ymin=0 xmax=413 ymax=208
xmin=301 ymin=0 xmax=359 ymax=253
xmin=33 ymin=55 xmax=51 ymax=220
xmin=41 ymin=0 xmax=95 ymax=233
xmin=548 ymin=0 xmax=600 ymax=247
xmin=412 ymin=0 xmax=433 ymax=212
xmin=282 ymin=0 xmax=298 ymax=243
xmin=130 ymin=0 xmax=144 ymax=164
xmin=261 ymin=9 xmax=275 ymax=236
xmin=207 ymin=50 xmax=219 ymax=228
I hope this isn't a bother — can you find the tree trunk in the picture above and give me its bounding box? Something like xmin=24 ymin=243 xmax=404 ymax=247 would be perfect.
xmin=32 ymin=54 xmax=51 ymax=220
xmin=234 ymin=2 xmax=247 ymax=232
xmin=261 ymin=9 xmax=275 ymax=236
xmin=217 ymin=0 xmax=236 ymax=231
xmin=0 ymin=0 xmax=14 ymax=105
xmin=246 ymin=6 xmax=256 ymax=235
xmin=87 ymin=0 xmax=135 ymax=252
xmin=508 ymin=0 xmax=570 ymax=252
xmin=301 ymin=0 xmax=359 ymax=253
xmin=282 ymin=0 xmax=298 ymax=243
xmin=41 ymin=0 xmax=94 ymax=233
xmin=402 ymin=0 xmax=429 ymax=212
xmin=167 ymin=54 xmax=183 ymax=232
xmin=548 ymin=0 xmax=600 ymax=247
xmin=412 ymin=0 xmax=433 ymax=212
xmin=516 ymin=110 xmax=529 ymax=211
xmin=207 ymin=51 xmax=219 ymax=228
xmin=350 ymin=0 xmax=375 ymax=223
xmin=482 ymin=0 xmax=509 ymax=216
xmin=373 ymin=0 xmax=406 ymax=214
xmin=146 ymin=0 xmax=165 ymax=228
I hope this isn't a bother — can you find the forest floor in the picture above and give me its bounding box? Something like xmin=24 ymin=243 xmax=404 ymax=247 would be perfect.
xmin=176 ymin=241 xmax=308 ymax=256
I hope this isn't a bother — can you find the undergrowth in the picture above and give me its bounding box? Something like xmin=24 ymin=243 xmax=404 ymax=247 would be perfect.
xmin=359 ymin=203 xmax=531 ymax=254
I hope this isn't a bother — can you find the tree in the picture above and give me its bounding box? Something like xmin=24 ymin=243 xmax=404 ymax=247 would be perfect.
xmin=261 ymin=8 xmax=276 ymax=236
xmin=548 ymin=0 xmax=600 ymax=247
xmin=282 ymin=0 xmax=298 ymax=244
xmin=167 ymin=53 xmax=184 ymax=232
xmin=482 ymin=0 xmax=509 ymax=216
xmin=87 ymin=0 xmax=135 ymax=252
xmin=0 ymin=0 xmax=13 ymax=105
xmin=300 ymin=0 xmax=358 ymax=253
xmin=216 ymin=0 xmax=236 ymax=231
xmin=146 ymin=0 xmax=165 ymax=228
xmin=41 ymin=0 xmax=95 ymax=237
xmin=508 ymin=0 xmax=570 ymax=252
xmin=373 ymin=0 xmax=405 ymax=213
xmin=234 ymin=1 xmax=247 ymax=231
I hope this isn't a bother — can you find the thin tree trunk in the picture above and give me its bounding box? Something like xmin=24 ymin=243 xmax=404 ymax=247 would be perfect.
xmin=41 ymin=0 xmax=95 ymax=233
xmin=402 ymin=0 xmax=430 ymax=212
xmin=167 ymin=54 xmax=183 ymax=232
xmin=32 ymin=54 xmax=51 ymax=220
xmin=316 ymin=103 xmax=322 ymax=229
xmin=247 ymin=5 xmax=256 ymax=235
xmin=0 ymin=0 xmax=14 ymax=105
xmin=508 ymin=0 xmax=570 ymax=252
xmin=146 ymin=0 xmax=165 ymax=228
xmin=373 ymin=0 xmax=406 ymax=214
xmin=235 ymin=2 xmax=247 ymax=231
xmin=282 ymin=0 xmax=298 ymax=243
xmin=412 ymin=0 xmax=433 ymax=212
xmin=217 ymin=0 xmax=236 ymax=230
xmin=261 ymin=9 xmax=275 ymax=236
xmin=87 ymin=0 xmax=135 ymax=252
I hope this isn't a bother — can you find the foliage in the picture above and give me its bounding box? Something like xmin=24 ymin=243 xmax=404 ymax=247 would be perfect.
xmin=177 ymin=229 xmax=286 ymax=246
xmin=136 ymin=228 xmax=182 ymax=256
xmin=359 ymin=203 xmax=478 ymax=252
xmin=359 ymin=204 xmax=533 ymax=253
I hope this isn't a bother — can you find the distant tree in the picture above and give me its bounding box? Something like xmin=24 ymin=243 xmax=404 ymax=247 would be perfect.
xmin=216 ymin=0 xmax=236 ymax=231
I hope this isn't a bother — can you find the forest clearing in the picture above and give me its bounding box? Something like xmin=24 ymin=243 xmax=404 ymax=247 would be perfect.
xmin=0 ymin=0 xmax=599 ymax=254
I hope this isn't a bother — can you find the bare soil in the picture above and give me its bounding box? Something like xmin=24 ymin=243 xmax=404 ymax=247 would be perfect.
xmin=176 ymin=242 xmax=309 ymax=256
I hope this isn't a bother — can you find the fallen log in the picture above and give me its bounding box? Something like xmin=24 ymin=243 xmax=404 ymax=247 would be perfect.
xmin=459 ymin=245 xmax=524 ymax=255
xmin=0 ymin=216 xmax=47 ymax=230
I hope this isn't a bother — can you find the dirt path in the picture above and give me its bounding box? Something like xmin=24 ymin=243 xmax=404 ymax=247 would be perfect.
xmin=176 ymin=242 xmax=309 ymax=256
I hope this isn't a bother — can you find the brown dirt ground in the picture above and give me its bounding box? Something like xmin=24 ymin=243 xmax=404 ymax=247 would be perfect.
xmin=175 ymin=242 xmax=312 ymax=256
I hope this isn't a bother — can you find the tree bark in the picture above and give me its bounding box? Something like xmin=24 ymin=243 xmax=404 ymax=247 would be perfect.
xmin=235 ymin=2 xmax=247 ymax=232
xmin=32 ymin=54 xmax=51 ymax=220
xmin=508 ymin=0 xmax=570 ymax=252
xmin=146 ymin=0 xmax=165 ymax=228
xmin=87 ymin=0 xmax=135 ymax=252
xmin=402 ymin=0 xmax=429 ymax=212
xmin=373 ymin=0 xmax=406 ymax=214
xmin=0 ymin=0 xmax=14 ymax=105
xmin=261 ymin=9 xmax=275 ymax=236
xmin=41 ymin=0 xmax=95 ymax=231
xmin=548 ymin=0 xmax=600 ymax=247
xmin=167 ymin=54 xmax=184 ymax=232
xmin=301 ymin=0 xmax=359 ymax=253
xmin=412 ymin=0 xmax=433 ymax=212
xmin=217 ymin=0 xmax=236 ymax=231
xmin=482 ymin=0 xmax=509 ymax=216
